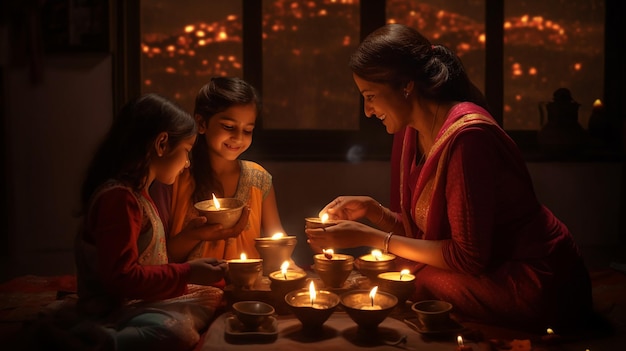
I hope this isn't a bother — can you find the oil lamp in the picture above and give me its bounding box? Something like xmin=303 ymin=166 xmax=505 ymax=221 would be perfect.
xmin=227 ymin=253 xmax=262 ymax=290
xmin=356 ymin=249 xmax=396 ymax=280
xmin=268 ymin=261 xmax=308 ymax=314
xmin=255 ymin=232 xmax=297 ymax=275
xmin=340 ymin=287 xmax=398 ymax=331
xmin=376 ymin=269 xmax=416 ymax=306
xmin=284 ymin=281 xmax=340 ymax=332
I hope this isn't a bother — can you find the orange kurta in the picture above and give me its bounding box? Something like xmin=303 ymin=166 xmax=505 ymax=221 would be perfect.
xmin=160 ymin=160 xmax=272 ymax=260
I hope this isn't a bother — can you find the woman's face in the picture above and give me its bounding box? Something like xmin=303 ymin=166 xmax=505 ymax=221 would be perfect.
xmin=155 ymin=135 xmax=196 ymax=185
xmin=353 ymin=73 xmax=410 ymax=134
xmin=201 ymin=103 xmax=256 ymax=161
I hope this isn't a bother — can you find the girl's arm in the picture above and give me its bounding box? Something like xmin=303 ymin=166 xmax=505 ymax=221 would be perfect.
xmin=260 ymin=185 xmax=286 ymax=237
xmin=167 ymin=207 xmax=251 ymax=262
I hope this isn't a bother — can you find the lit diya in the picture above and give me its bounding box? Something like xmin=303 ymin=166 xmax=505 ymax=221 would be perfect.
xmin=268 ymin=261 xmax=307 ymax=314
xmin=376 ymin=269 xmax=416 ymax=306
xmin=340 ymin=286 xmax=398 ymax=331
xmin=255 ymin=232 xmax=298 ymax=275
xmin=227 ymin=253 xmax=262 ymax=290
xmin=194 ymin=193 xmax=244 ymax=229
xmin=356 ymin=249 xmax=397 ymax=280
xmin=313 ymin=249 xmax=354 ymax=288
xmin=284 ymin=281 xmax=340 ymax=331
xmin=304 ymin=213 xmax=338 ymax=229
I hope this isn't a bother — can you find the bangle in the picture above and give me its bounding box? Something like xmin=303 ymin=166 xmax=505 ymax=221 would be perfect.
xmin=383 ymin=232 xmax=393 ymax=253
xmin=377 ymin=203 xmax=384 ymax=224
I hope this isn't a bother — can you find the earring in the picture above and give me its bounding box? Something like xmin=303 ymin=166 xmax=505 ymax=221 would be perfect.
xmin=404 ymin=90 xmax=409 ymax=99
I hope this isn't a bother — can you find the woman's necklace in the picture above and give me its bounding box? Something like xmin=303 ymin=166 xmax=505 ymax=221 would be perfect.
xmin=417 ymin=103 xmax=440 ymax=165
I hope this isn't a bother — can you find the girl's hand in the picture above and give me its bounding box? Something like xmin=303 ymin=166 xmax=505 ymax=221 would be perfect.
xmin=187 ymin=206 xmax=251 ymax=241
xmin=188 ymin=257 xmax=228 ymax=285
xmin=319 ymin=196 xmax=377 ymax=221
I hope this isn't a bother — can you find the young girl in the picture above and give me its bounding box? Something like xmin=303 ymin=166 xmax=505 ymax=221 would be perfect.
xmin=151 ymin=77 xmax=286 ymax=262
xmin=74 ymin=93 xmax=237 ymax=350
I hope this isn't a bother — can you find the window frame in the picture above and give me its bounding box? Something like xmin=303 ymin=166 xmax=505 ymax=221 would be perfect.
xmin=113 ymin=0 xmax=623 ymax=162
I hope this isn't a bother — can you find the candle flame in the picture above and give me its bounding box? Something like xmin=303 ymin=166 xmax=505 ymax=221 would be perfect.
xmin=212 ymin=193 xmax=221 ymax=210
xmin=271 ymin=232 xmax=285 ymax=239
xmin=593 ymin=99 xmax=602 ymax=107
xmin=320 ymin=213 xmax=329 ymax=223
xmin=309 ymin=281 xmax=316 ymax=305
xmin=371 ymin=249 xmax=382 ymax=261
xmin=369 ymin=286 xmax=378 ymax=306
xmin=457 ymin=335 xmax=464 ymax=347
xmin=322 ymin=248 xmax=334 ymax=259
xmin=546 ymin=328 xmax=554 ymax=335
xmin=399 ymin=269 xmax=410 ymax=280
xmin=240 ymin=253 xmax=247 ymax=260
xmin=281 ymin=261 xmax=289 ymax=276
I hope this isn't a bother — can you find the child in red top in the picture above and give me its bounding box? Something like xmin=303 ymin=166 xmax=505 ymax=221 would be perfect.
xmin=74 ymin=94 xmax=248 ymax=350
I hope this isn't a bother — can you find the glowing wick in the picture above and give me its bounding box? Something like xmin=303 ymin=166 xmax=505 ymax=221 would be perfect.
xmin=271 ymin=232 xmax=284 ymax=239
xmin=399 ymin=269 xmax=410 ymax=280
xmin=546 ymin=328 xmax=554 ymax=335
xmin=309 ymin=281 xmax=316 ymax=306
xmin=369 ymin=286 xmax=378 ymax=307
xmin=281 ymin=260 xmax=289 ymax=280
xmin=240 ymin=253 xmax=247 ymax=261
xmin=212 ymin=193 xmax=221 ymax=210
xmin=457 ymin=335 xmax=464 ymax=347
xmin=371 ymin=249 xmax=383 ymax=261
xmin=320 ymin=213 xmax=329 ymax=223
xmin=323 ymin=248 xmax=334 ymax=259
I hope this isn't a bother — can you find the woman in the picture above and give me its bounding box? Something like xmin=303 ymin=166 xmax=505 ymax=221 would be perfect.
xmin=151 ymin=77 xmax=287 ymax=262
xmin=306 ymin=23 xmax=592 ymax=332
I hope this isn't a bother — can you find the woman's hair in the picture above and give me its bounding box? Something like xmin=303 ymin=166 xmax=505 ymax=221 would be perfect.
xmin=191 ymin=77 xmax=261 ymax=201
xmin=349 ymin=23 xmax=489 ymax=110
xmin=79 ymin=93 xmax=197 ymax=214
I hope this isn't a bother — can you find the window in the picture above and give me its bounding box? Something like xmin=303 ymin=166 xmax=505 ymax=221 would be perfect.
xmin=131 ymin=0 xmax=616 ymax=162
xmin=140 ymin=0 xmax=243 ymax=114
xmin=502 ymin=1 xmax=604 ymax=131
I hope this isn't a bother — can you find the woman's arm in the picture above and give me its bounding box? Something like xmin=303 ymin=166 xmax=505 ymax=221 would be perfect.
xmin=305 ymin=220 xmax=450 ymax=270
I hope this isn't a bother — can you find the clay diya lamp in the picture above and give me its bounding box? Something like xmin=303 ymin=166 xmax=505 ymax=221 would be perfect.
xmin=304 ymin=213 xmax=339 ymax=230
xmin=194 ymin=193 xmax=244 ymax=229
xmin=284 ymin=281 xmax=340 ymax=333
xmin=340 ymin=286 xmax=398 ymax=332
xmin=255 ymin=232 xmax=297 ymax=276
xmin=268 ymin=261 xmax=308 ymax=314
xmin=376 ymin=269 xmax=416 ymax=306
xmin=313 ymin=250 xmax=354 ymax=289
xmin=355 ymin=249 xmax=396 ymax=280
xmin=227 ymin=253 xmax=263 ymax=290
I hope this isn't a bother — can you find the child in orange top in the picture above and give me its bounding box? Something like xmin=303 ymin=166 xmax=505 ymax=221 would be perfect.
xmin=152 ymin=77 xmax=287 ymax=262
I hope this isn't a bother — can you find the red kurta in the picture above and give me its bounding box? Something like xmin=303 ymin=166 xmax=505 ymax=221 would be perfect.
xmin=394 ymin=102 xmax=592 ymax=332
xmin=75 ymin=181 xmax=191 ymax=317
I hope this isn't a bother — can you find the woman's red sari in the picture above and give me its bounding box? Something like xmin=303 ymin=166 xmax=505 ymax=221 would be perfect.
xmin=391 ymin=102 xmax=592 ymax=331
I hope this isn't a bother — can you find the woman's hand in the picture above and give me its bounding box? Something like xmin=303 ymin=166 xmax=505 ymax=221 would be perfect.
xmin=187 ymin=257 xmax=228 ymax=285
xmin=319 ymin=196 xmax=378 ymax=221
xmin=305 ymin=220 xmax=380 ymax=250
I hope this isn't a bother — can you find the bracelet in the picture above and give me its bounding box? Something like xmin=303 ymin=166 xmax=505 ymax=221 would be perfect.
xmin=377 ymin=203 xmax=384 ymax=224
xmin=383 ymin=232 xmax=393 ymax=253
